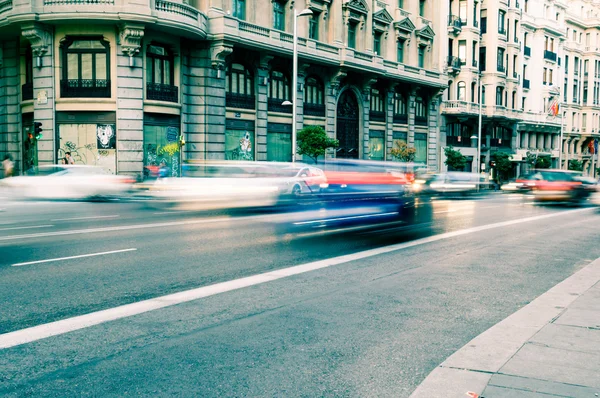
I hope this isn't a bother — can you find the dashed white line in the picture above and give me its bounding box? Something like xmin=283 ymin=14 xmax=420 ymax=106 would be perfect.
xmin=0 ymin=207 xmax=592 ymax=350
xmin=51 ymin=215 xmax=120 ymax=222
xmin=433 ymin=209 xmax=458 ymax=214
xmin=12 ymin=248 xmax=137 ymax=267
xmin=0 ymin=224 xmax=54 ymax=232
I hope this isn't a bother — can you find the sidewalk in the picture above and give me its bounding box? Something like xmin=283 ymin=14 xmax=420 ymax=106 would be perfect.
xmin=411 ymin=257 xmax=600 ymax=398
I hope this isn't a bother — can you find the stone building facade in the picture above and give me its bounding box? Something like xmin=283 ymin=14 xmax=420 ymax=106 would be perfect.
xmin=0 ymin=0 xmax=448 ymax=176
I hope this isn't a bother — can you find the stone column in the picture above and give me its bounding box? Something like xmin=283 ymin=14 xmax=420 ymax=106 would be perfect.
xmin=21 ymin=23 xmax=54 ymax=166
xmin=182 ymin=41 xmax=206 ymax=161
xmin=326 ymin=69 xmax=345 ymax=159
xmin=536 ymin=133 xmax=544 ymax=150
xmin=204 ymin=41 xmax=231 ymax=160
xmin=529 ymin=132 xmax=537 ymax=149
xmin=255 ymin=55 xmax=272 ymax=161
xmin=0 ymin=39 xmax=21 ymax=173
xmin=116 ymin=24 xmax=144 ymax=175
xmin=521 ymin=131 xmax=529 ymax=148
xmin=427 ymin=93 xmax=442 ymax=171
xmin=408 ymin=88 xmax=417 ymax=146
xmin=385 ymin=88 xmax=394 ymax=159
xmin=361 ymin=78 xmax=376 ymax=159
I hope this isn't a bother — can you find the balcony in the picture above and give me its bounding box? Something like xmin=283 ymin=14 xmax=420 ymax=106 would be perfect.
xmin=147 ymin=83 xmax=178 ymax=103
xmin=226 ymin=93 xmax=255 ymax=110
xmin=415 ymin=116 xmax=428 ymax=126
xmin=268 ymin=98 xmax=292 ymax=113
xmin=60 ymin=79 xmax=110 ymax=98
xmin=524 ymin=46 xmax=531 ymax=57
xmin=447 ymin=55 xmax=461 ymax=74
xmin=447 ymin=15 xmax=463 ymax=34
xmin=304 ymin=103 xmax=325 ymax=117
xmin=393 ymin=114 xmax=408 ymax=124
xmin=22 ymin=82 xmax=33 ymax=101
xmin=544 ymin=50 xmax=557 ymax=62
xmin=369 ymin=110 xmax=386 ymax=122
xmin=441 ymin=100 xmax=482 ymax=115
xmin=446 ymin=135 xmax=472 ymax=147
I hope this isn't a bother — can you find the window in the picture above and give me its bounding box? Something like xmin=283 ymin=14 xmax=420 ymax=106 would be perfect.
xmin=565 ymin=55 xmax=569 ymax=73
xmin=370 ymin=88 xmax=386 ymax=122
xmin=268 ymin=70 xmax=291 ymax=113
xmin=497 ymin=47 xmax=505 ymax=71
xmin=471 ymin=82 xmax=476 ymax=102
xmin=585 ymin=60 xmax=589 ymax=75
xmin=304 ymin=76 xmax=325 ymax=116
xmin=457 ymin=81 xmax=466 ymax=101
xmin=512 ymin=55 xmax=517 ymax=76
xmin=496 ymin=86 xmax=503 ymax=106
xmin=482 ymin=86 xmax=486 ymax=104
xmin=513 ymin=20 xmax=518 ymax=42
xmin=583 ymin=113 xmax=587 ymax=131
xmin=572 ymin=30 xmax=577 ymax=42
xmin=507 ymin=18 xmax=510 ymax=39
xmin=586 ymin=33 xmax=591 ymax=46
xmin=481 ymin=17 xmax=487 ymax=34
xmin=415 ymin=96 xmax=428 ymax=125
xmin=522 ymin=96 xmax=525 ymax=110
xmin=458 ymin=40 xmax=467 ymax=65
xmin=564 ymin=79 xmax=568 ymax=102
xmin=397 ymin=39 xmax=405 ymax=63
xmin=479 ymin=47 xmax=486 ymax=71
xmin=498 ymin=10 xmax=506 ymax=34
xmin=414 ymin=133 xmax=427 ymax=164
xmin=459 ymin=0 xmax=467 ymax=23
xmin=473 ymin=2 xmax=477 ymax=26
xmin=393 ymin=90 xmax=408 ymax=123
xmin=584 ymin=81 xmax=588 ymax=103
xmin=512 ymin=91 xmax=517 ymax=109
xmin=309 ymin=13 xmax=320 ymax=40
xmin=573 ymin=79 xmax=579 ymax=103
xmin=418 ymin=45 xmax=426 ymax=68
xmin=368 ymin=131 xmax=385 ymax=161
xmin=543 ymin=67 xmax=547 ymax=85
xmin=524 ymin=0 xmax=528 ymax=12
xmin=348 ymin=23 xmax=357 ymax=49
xmin=374 ymin=33 xmax=382 ymax=56
xmin=273 ymin=1 xmax=285 ymax=31
xmin=549 ymin=69 xmax=553 ymax=85
xmin=146 ymin=43 xmax=177 ymax=102
xmin=225 ymin=63 xmax=255 ymax=109
xmin=398 ymin=0 xmax=403 ymax=7
xmin=60 ymin=36 xmax=110 ymax=98
xmin=472 ymin=41 xmax=477 ymax=66
xmin=419 ymin=0 xmax=426 ymax=17
xmin=22 ymin=46 xmax=33 ymax=101
xmin=555 ymin=12 xmax=559 ymax=21
xmin=233 ymin=0 xmax=245 ymax=20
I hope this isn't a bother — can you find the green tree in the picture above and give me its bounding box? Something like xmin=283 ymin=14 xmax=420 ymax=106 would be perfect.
xmin=390 ymin=140 xmax=416 ymax=162
xmin=492 ymin=152 xmax=513 ymax=183
xmin=296 ymin=125 xmax=339 ymax=164
xmin=568 ymin=159 xmax=584 ymax=171
xmin=535 ymin=156 xmax=551 ymax=169
xmin=444 ymin=146 xmax=467 ymax=171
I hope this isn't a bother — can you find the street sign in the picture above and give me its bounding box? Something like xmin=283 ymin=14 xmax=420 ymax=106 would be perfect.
xmin=37 ymin=90 xmax=47 ymax=105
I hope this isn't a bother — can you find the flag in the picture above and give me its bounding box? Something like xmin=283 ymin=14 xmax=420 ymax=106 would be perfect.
xmin=547 ymin=99 xmax=559 ymax=116
xmin=589 ymin=139 xmax=596 ymax=155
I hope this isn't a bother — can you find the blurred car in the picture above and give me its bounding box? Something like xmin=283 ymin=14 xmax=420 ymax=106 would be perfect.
xmin=412 ymin=172 xmax=487 ymax=196
xmin=138 ymin=161 xmax=327 ymax=211
xmin=0 ymin=165 xmax=135 ymax=200
xmin=528 ymin=169 xmax=590 ymax=204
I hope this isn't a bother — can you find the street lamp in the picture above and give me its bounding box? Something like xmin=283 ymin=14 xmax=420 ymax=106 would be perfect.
xmin=291 ymin=8 xmax=313 ymax=163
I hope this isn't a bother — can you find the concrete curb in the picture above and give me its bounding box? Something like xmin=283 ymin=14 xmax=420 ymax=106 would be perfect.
xmin=410 ymin=256 xmax=600 ymax=398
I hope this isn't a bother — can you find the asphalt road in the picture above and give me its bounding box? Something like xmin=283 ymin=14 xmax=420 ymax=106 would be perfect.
xmin=1 ymin=193 xmax=599 ymax=397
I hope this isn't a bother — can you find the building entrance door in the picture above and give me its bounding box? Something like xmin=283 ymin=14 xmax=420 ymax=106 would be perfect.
xmin=336 ymin=90 xmax=360 ymax=159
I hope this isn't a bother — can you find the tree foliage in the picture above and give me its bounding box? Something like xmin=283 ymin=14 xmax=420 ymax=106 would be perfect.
xmin=568 ymin=159 xmax=584 ymax=171
xmin=535 ymin=156 xmax=551 ymax=169
xmin=296 ymin=126 xmax=339 ymax=164
xmin=390 ymin=140 xmax=416 ymax=162
xmin=444 ymin=146 xmax=467 ymax=171
xmin=491 ymin=152 xmax=513 ymax=183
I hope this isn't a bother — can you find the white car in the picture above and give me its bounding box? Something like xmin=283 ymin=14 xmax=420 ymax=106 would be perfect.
xmin=1 ymin=165 xmax=135 ymax=200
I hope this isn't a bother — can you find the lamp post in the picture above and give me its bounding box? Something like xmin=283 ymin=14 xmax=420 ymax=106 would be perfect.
xmin=283 ymin=8 xmax=313 ymax=163
xmin=477 ymin=73 xmax=484 ymax=174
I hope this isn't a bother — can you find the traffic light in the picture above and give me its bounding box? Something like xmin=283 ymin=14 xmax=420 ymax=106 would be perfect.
xmin=489 ymin=160 xmax=497 ymax=168
xmin=33 ymin=122 xmax=43 ymax=140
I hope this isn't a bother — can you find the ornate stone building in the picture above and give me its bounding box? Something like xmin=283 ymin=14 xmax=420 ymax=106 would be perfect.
xmin=0 ymin=0 xmax=448 ymax=176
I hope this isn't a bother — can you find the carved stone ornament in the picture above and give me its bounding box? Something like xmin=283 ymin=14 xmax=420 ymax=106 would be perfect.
xmin=210 ymin=42 xmax=233 ymax=70
xmin=118 ymin=24 xmax=145 ymax=58
xmin=330 ymin=69 xmax=347 ymax=94
xmin=21 ymin=23 xmax=52 ymax=59
xmin=0 ymin=47 xmax=3 ymax=67
xmin=362 ymin=77 xmax=377 ymax=94
xmin=258 ymin=54 xmax=275 ymax=71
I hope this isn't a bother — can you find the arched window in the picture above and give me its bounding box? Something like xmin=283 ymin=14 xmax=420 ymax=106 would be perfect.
xmin=146 ymin=43 xmax=177 ymax=103
xmin=60 ymin=36 xmax=110 ymax=98
xmin=304 ymin=76 xmax=325 ymax=116
xmin=415 ymin=95 xmax=428 ymax=126
xmin=226 ymin=63 xmax=255 ymax=109
xmin=370 ymin=88 xmax=386 ymax=122
xmin=393 ymin=90 xmax=408 ymax=124
xmin=268 ymin=70 xmax=291 ymax=113
xmin=457 ymin=81 xmax=466 ymax=101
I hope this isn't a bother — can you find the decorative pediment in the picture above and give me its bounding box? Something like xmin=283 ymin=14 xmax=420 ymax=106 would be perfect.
xmin=374 ymin=9 xmax=393 ymax=25
xmin=307 ymin=0 xmax=332 ymax=13
xmin=343 ymin=0 xmax=368 ymax=23
xmin=416 ymin=25 xmax=435 ymax=40
xmin=394 ymin=18 xmax=416 ymax=34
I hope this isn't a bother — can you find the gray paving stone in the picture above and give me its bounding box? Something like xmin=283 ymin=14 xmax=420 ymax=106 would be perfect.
xmin=483 ymin=385 xmax=560 ymax=397
xmin=486 ymin=373 xmax=600 ymax=397
xmin=554 ymin=308 xmax=600 ymax=329
xmin=531 ymin=323 xmax=600 ymax=355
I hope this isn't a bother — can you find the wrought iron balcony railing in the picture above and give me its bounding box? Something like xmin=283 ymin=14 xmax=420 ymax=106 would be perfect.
xmin=147 ymin=83 xmax=178 ymax=103
xmin=226 ymin=93 xmax=256 ymax=109
xmin=304 ymin=103 xmax=326 ymax=117
xmin=60 ymin=79 xmax=110 ymax=98
xmin=268 ymin=98 xmax=292 ymax=113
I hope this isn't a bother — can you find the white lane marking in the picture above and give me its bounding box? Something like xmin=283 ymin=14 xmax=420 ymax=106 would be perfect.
xmin=12 ymin=248 xmax=137 ymax=267
xmin=0 ymin=224 xmax=54 ymax=232
xmin=0 ymin=215 xmax=266 ymax=242
xmin=0 ymin=207 xmax=592 ymax=350
xmin=478 ymin=205 xmax=501 ymax=210
xmin=50 ymin=215 xmax=120 ymax=222
xmin=433 ymin=209 xmax=457 ymax=214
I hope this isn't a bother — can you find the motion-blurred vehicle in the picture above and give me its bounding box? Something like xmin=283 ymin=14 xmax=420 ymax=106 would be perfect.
xmin=412 ymin=172 xmax=487 ymax=196
xmin=0 ymin=165 xmax=135 ymax=200
xmin=528 ymin=170 xmax=590 ymax=204
xmin=138 ymin=161 xmax=328 ymax=211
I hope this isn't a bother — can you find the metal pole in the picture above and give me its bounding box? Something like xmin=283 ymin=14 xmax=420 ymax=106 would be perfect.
xmin=292 ymin=10 xmax=298 ymax=163
xmin=477 ymin=73 xmax=483 ymax=174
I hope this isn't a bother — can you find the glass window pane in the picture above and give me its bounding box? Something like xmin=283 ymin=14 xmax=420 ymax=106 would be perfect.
xmin=72 ymin=40 xmax=105 ymax=50
xmin=154 ymin=58 xmax=162 ymax=84
xmin=164 ymin=60 xmax=171 ymax=85
xmin=96 ymin=53 xmax=107 ymax=80
xmin=246 ymin=78 xmax=252 ymax=95
xmin=368 ymin=136 xmax=385 ymax=160
xmin=232 ymin=72 xmax=239 ymax=93
xmin=81 ymin=53 xmax=93 ymax=80
xmin=238 ymin=74 xmax=245 ymax=94
xmin=67 ymin=53 xmax=79 ymax=80
xmin=147 ymin=58 xmax=153 ymax=84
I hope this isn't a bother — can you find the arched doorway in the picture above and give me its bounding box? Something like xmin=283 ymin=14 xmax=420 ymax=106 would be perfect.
xmin=336 ymin=90 xmax=360 ymax=159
